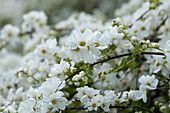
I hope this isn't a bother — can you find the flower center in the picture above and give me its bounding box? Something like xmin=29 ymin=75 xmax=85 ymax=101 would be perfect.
xmin=92 ymin=103 xmax=97 ymax=108
xmin=73 ymin=47 xmax=80 ymax=52
xmin=51 ymin=99 xmax=57 ymax=105
xmin=41 ymin=49 xmax=46 ymax=54
xmin=79 ymin=41 xmax=86 ymax=47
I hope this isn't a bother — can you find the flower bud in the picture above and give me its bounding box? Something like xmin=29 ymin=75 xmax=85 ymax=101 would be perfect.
xmin=131 ymin=36 xmax=138 ymax=42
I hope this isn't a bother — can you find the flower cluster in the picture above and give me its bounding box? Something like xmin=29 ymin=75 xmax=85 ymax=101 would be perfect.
xmin=76 ymin=75 xmax=158 ymax=112
xmin=66 ymin=29 xmax=108 ymax=63
xmin=0 ymin=0 xmax=170 ymax=112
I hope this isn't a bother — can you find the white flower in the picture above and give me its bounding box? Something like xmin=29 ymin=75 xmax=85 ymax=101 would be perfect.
xmin=86 ymin=95 xmax=104 ymax=111
xmin=139 ymin=75 xmax=158 ymax=90
xmin=22 ymin=11 xmax=47 ymax=32
xmin=39 ymin=77 xmax=65 ymax=97
xmin=76 ymin=86 xmax=100 ymax=103
xmin=49 ymin=59 xmax=70 ymax=77
xmin=46 ymin=92 xmax=68 ymax=112
xmin=18 ymin=98 xmax=36 ymax=113
xmin=120 ymin=90 xmax=143 ymax=102
xmin=101 ymin=98 xmax=110 ymax=112
xmin=0 ymin=24 xmax=19 ymax=44
xmin=104 ymin=90 xmax=120 ymax=106
xmin=34 ymin=38 xmax=58 ymax=59
xmin=138 ymin=75 xmax=158 ymax=103
xmin=128 ymin=90 xmax=143 ymax=101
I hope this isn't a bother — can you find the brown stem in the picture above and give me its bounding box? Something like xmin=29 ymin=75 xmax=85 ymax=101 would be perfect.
xmin=129 ymin=9 xmax=150 ymax=28
xmin=156 ymin=87 xmax=170 ymax=90
xmin=159 ymin=78 xmax=170 ymax=87
xmin=129 ymin=3 xmax=162 ymax=28
xmin=133 ymin=106 xmax=154 ymax=113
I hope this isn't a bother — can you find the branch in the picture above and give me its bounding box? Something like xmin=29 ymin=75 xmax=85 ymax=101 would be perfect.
xmin=65 ymin=69 xmax=82 ymax=81
xmin=133 ymin=106 xmax=154 ymax=113
xmin=156 ymin=87 xmax=170 ymax=90
xmin=149 ymin=16 xmax=169 ymax=42
xmin=159 ymin=78 xmax=170 ymax=87
xmin=129 ymin=3 xmax=162 ymax=28
xmin=69 ymin=106 xmax=154 ymax=113
xmin=65 ymin=52 xmax=165 ymax=81
xmin=129 ymin=9 xmax=150 ymax=28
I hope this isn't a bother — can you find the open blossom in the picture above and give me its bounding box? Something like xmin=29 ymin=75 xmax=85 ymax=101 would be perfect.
xmin=85 ymin=95 xmax=104 ymax=111
xmin=120 ymin=90 xmax=143 ymax=102
xmin=76 ymin=86 xmax=100 ymax=103
xmin=139 ymin=75 xmax=158 ymax=90
xmin=18 ymin=98 xmax=36 ymax=113
xmin=39 ymin=77 xmax=65 ymax=97
xmin=138 ymin=75 xmax=158 ymax=103
xmin=66 ymin=29 xmax=108 ymax=63
xmin=46 ymin=92 xmax=68 ymax=112
xmin=22 ymin=11 xmax=47 ymax=32
xmin=34 ymin=38 xmax=58 ymax=59
xmin=49 ymin=59 xmax=75 ymax=79
xmin=0 ymin=24 xmax=20 ymax=44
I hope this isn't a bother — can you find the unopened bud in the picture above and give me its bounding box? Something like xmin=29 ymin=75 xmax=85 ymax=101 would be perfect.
xmin=146 ymin=40 xmax=150 ymax=44
xmin=160 ymin=106 xmax=166 ymax=112
xmin=154 ymin=101 xmax=159 ymax=106
xmin=131 ymin=36 xmax=138 ymax=42
xmin=142 ymin=44 xmax=148 ymax=49
xmin=151 ymin=43 xmax=160 ymax=48
xmin=74 ymin=82 xmax=80 ymax=86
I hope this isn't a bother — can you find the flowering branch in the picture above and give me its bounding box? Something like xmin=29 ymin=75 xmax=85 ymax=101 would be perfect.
xmin=65 ymin=52 xmax=165 ymax=81
xmin=129 ymin=2 xmax=162 ymax=28
xmin=150 ymin=16 xmax=169 ymax=42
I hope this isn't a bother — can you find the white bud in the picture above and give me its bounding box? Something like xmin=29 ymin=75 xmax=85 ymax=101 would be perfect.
xmin=145 ymin=40 xmax=150 ymax=44
xmin=82 ymin=76 xmax=88 ymax=82
xmin=139 ymin=40 xmax=146 ymax=44
xmin=160 ymin=106 xmax=166 ymax=112
xmin=118 ymin=28 xmax=122 ymax=33
xmin=74 ymin=82 xmax=80 ymax=86
xmin=151 ymin=43 xmax=160 ymax=48
xmin=142 ymin=44 xmax=148 ymax=49
xmin=131 ymin=36 xmax=138 ymax=42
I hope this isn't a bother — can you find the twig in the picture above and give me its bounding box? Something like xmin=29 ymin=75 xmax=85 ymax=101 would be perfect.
xmin=129 ymin=3 xmax=162 ymax=28
xmin=65 ymin=69 xmax=82 ymax=81
xmin=156 ymin=87 xmax=170 ymax=90
xmin=149 ymin=16 xmax=169 ymax=42
xmin=129 ymin=9 xmax=150 ymax=28
xmin=133 ymin=106 xmax=154 ymax=113
xmin=159 ymin=78 xmax=170 ymax=87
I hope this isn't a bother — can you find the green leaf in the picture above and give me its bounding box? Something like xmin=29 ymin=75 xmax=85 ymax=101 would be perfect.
xmin=130 ymin=63 xmax=134 ymax=73
xmin=121 ymin=57 xmax=127 ymax=65
xmin=88 ymin=70 xmax=93 ymax=76
xmin=150 ymin=106 xmax=155 ymax=112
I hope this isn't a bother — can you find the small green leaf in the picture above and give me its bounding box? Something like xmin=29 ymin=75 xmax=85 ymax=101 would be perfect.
xmin=121 ymin=57 xmax=127 ymax=65
xmin=150 ymin=106 xmax=155 ymax=112
xmin=88 ymin=70 xmax=93 ymax=76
